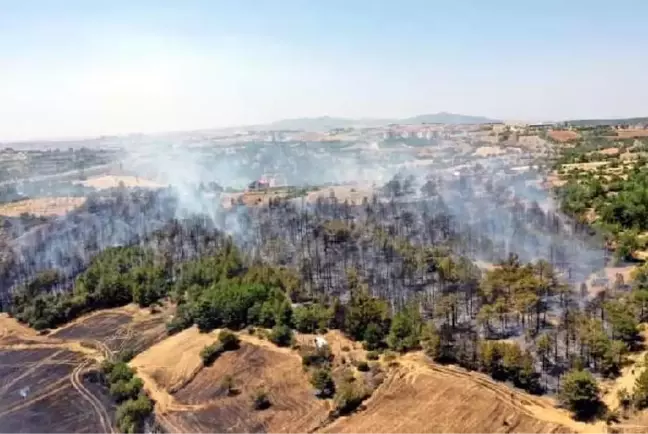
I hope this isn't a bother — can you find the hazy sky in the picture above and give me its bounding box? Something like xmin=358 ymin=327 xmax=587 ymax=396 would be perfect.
xmin=1 ymin=0 xmax=647 ymax=140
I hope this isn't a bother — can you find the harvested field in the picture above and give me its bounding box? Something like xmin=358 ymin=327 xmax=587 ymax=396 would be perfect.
xmin=615 ymin=129 xmax=648 ymax=139
xmin=599 ymin=147 xmax=620 ymax=156
xmin=0 ymin=197 xmax=86 ymax=217
xmin=0 ymin=345 xmax=114 ymax=433
xmin=76 ymin=175 xmax=164 ymax=190
xmin=305 ymin=184 xmax=374 ymax=205
xmin=129 ymin=326 xmax=216 ymax=392
xmin=172 ymin=342 xmax=329 ymax=433
xmin=549 ymin=130 xmax=580 ymax=142
xmin=473 ymin=146 xmax=505 ymax=157
xmin=562 ymin=161 xmax=609 ymax=172
xmin=50 ymin=305 xmax=171 ymax=357
xmin=221 ymin=190 xmax=293 ymax=208
xmin=319 ymin=353 xmax=601 ymax=434
xmin=132 ymin=327 xmax=330 ymax=433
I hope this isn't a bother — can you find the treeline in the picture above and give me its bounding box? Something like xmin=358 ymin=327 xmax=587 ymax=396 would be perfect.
xmin=10 ymin=246 xmax=168 ymax=330
xmin=12 ymin=227 xmax=646 ymax=398
xmin=556 ymin=156 xmax=648 ymax=260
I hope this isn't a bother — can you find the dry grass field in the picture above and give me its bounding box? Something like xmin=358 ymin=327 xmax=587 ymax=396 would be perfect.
xmin=616 ymin=129 xmax=648 ymax=139
xmin=321 ymin=353 xmax=598 ymax=434
xmin=305 ymin=184 xmax=374 ymax=205
xmin=0 ymin=197 xmax=86 ymax=217
xmin=131 ymin=326 xmax=330 ymax=433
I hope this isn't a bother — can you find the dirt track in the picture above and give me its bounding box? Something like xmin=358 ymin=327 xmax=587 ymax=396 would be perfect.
xmin=0 ymin=307 xmax=169 ymax=433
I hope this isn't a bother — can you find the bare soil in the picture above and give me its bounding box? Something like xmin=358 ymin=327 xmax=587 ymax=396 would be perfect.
xmin=616 ymin=129 xmax=648 ymax=139
xmin=549 ymin=130 xmax=581 ymax=142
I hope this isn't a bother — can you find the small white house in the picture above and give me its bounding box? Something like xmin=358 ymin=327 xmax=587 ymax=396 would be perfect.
xmin=314 ymin=336 xmax=328 ymax=349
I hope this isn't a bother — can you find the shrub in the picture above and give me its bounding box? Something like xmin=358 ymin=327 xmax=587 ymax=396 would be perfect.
xmin=334 ymin=382 xmax=368 ymax=416
xmin=558 ymin=369 xmax=602 ymax=420
xmin=107 ymin=362 xmax=136 ymax=384
xmin=200 ymin=342 xmax=224 ymax=366
xmin=221 ymin=375 xmax=236 ymax=396
xmin=218 ymin=330 xmax=240 ymax=351
xmin=310 ymin=368 xmax=336 ymax=399
xmin=252 ymin=388 xmax=271 ymax=410
xmin=110 ymin=377 xmax=144 ymax=403
xmin=633 ymin=368 xmax=648 ymax=409
xmin=269 ymin=324 xmax=294 ymax=347
xmin=383 ymin=351 xmax=397 ymax=363
xmin=301 ymin=345 xmax=334 ymax=368
xmin=617 ymin=388 xmax=631 ymax=410
xmin=166 ymin=315 xmax=192 ymax=335
xmin=366 ymin=351 xmax=380 ymax=361
xmin=356 ymin=361 xmax=370 ymax=372
xmin=116 ymin=348 xmax=137 ymax=363
xmin=115 ymin=394 xmax=154 ymax=434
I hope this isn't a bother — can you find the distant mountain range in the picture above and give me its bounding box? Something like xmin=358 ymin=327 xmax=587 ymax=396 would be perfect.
xmin=249 ymin=112 xmax=500 ymax=131
xmin=564 ymin=117 xmax=648 ymax=127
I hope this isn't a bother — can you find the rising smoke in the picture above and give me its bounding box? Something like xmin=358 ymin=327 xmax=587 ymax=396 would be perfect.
xmin=1 ymin=136 xmax=607 ymax=304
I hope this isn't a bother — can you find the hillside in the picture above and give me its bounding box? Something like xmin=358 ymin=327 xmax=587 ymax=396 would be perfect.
xmin=255 ymin=112 xmax=499 ymax=131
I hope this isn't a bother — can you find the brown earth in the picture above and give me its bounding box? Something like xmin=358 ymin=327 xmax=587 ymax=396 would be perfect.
xmin=0 ymin=197 xmax=86 ymax=217
xmin=616 ymin=129 xmax=648 ymax=139
xmin=549 ymin=130 xmax=581 ymax=142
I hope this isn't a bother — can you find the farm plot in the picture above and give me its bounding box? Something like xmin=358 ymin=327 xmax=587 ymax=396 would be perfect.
xmin=51 ymin=306 xmax=170 ymax=357
xmin=131 ymin=327 xmax=330 ymax=433
xmin=0 ymin=197 xmax=86 ymax=217
xmin=319 ymin=353 xmax=586 ymax=434
xmin=0 ymin=347 xmax=112 ymax=433
xmin=171 ymin=342 xmax=329 ymax=433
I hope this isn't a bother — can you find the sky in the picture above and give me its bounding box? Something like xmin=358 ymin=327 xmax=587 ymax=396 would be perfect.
xmin=1 ymin=0 xmax=647 ymax=141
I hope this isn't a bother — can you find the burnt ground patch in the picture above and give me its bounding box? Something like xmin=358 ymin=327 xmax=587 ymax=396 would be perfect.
xmin=50 ymin=312 xmax=132 ymax=343
xmin=0 ymin=348 xmax=113 ymax=433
